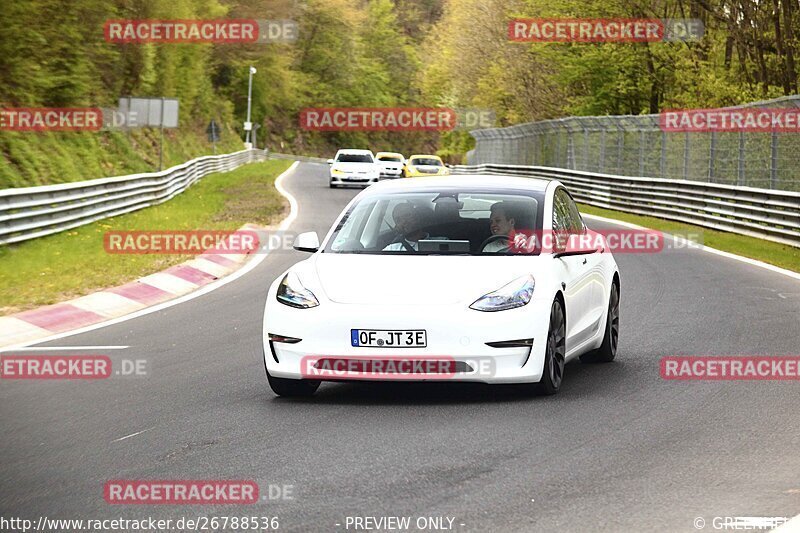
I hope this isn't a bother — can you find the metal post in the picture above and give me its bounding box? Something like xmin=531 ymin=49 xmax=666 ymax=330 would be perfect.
xmin=554 ymin=126 xmax=561 ymax=167
xmin=599 ymin=128 xmax=606 ymax=172
xmin=737 ymin=132 xmax=746 ymax=186
xmin=770 ymin=131 xmax=778 ymax=189
xmin=245 ymin=66 xmax=255 ymax=144
xmin=683 ymin=132 xmax=690 ymax=180
xmin=567 ymin=128 xmax=575 ymax=169
xmin=660 ymin=131 xmax=667 ymax=178
xmin=639 ymin=130 xmax=645 ymax=176
xmin=158 ymin=97 xmax=165 ymax=171
xmin=616 ymin=129 xmax=624 ymax=174
xmin=708 ymin=131 xmax=717 ymax=182
xmin=583 ymin=126 xmax=589 ymax=170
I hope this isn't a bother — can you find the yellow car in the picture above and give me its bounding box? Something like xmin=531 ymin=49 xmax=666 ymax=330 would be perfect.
xmin=404 ymin=155 xmax=450 ymax=177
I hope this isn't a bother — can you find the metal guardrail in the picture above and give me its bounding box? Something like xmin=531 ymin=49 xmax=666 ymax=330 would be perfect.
xmin=268 ymin=152 xmax=329 ymax=164
xmin=0 ymin=149 xmax=265 ymax=245
xmin=452 ymin=164 xmax=800 ymax=248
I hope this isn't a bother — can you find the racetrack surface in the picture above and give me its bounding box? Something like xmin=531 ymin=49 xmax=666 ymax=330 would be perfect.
xmin=2 ymin=162 xmax=799 ymax=532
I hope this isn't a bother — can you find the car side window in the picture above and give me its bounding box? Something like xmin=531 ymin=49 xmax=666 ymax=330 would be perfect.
xmin=561 ymin=190 xmax=585 ymax=233
xmin=552 ymin=190 xmax=570 ymax=232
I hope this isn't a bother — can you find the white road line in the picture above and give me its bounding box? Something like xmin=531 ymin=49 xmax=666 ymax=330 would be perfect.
xmin=2 ymin=161 xmax=300 ymax=350
xmin=112 ymin=427 xmax=154 ymax=443
xmin=0 ymin=346 xmax=129 ymax=352
xmin=582 ymin=213 xmax=800 ymax=283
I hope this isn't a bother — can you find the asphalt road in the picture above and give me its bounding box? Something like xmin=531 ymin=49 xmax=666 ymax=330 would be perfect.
xmin=2 ymin=162 xmax=799 ymax=533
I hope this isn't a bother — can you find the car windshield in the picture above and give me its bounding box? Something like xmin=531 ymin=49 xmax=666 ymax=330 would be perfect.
xmin=411 ymin=158 xmax=442 ymax=166
xmin=378 ymin=156 xmax=403 ymax=162
xmin=324 ymin=188 xmax=543 ymax=255
xmin=337 ymin=154 xmax=373 ymax=163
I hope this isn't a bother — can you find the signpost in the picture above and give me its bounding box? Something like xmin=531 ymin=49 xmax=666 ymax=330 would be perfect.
xmin=207 ymin=120 xmax=220 ymax=154
xmin=118 ymin=97 xmax=179 ymax=170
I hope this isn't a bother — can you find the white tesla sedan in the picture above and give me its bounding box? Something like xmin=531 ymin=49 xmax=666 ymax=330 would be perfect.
xmin=263 ymin=175 xmax=620 ymax=397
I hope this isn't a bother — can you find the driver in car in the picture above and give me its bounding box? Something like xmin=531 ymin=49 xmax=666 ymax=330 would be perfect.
xmin=483 ymin=201 xmax=518 ymax=253
xmin=383 ymin=202 xmax=444 ymax=251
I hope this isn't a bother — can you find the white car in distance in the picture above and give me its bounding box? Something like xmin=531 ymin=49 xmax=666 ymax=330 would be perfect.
xmin=375 ymin=152 xmax=405 ymax=179
xmin=328 ymin=149 xmax=380 ymax=188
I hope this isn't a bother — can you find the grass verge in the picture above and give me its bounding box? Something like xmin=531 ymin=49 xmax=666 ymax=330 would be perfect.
xmin=0 ymin=159 xmax=292 ymax=314
xmin=578 ymin=203 xmax=800 ymax=274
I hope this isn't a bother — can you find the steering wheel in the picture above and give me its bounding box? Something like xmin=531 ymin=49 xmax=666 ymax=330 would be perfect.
xmin=479 ymin=234 xmax=510 ymax=252
xmin=388 ymin=232 xmax=415 ymax=251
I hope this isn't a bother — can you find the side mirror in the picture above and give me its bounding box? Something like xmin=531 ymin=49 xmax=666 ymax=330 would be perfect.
xmin=327 ymin=159 xmax=334 ymax=165
xmin=293 ymin=231 xmax=320 ymax=253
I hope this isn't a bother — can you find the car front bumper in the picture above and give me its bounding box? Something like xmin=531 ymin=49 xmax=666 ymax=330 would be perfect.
xmin=263 ymin=298 xmax=552 ymax=384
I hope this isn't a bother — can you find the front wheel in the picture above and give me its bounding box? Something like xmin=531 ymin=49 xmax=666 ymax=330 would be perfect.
xmin=580 ymin=281 xmax=619 ymax=364
xmin=532 ymin=299 xmax=566 ymax=395
xmin=266 ymin=369 xmax=320 ymax=397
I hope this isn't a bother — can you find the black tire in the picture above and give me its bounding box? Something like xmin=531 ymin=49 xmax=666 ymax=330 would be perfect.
xmin=266 ymin=369 xmax=320 ymax=397
xmin=329 ymin=181 xmax=337 ymax=189
xmin=580 ymin=281 xmax=620 ymax=364
xmin=532 ymin=299 xmax=566 ymax=395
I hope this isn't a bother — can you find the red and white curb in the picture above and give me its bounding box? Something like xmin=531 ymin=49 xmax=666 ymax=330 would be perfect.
xmin=0 ymin=224 xmax=263 ymax=348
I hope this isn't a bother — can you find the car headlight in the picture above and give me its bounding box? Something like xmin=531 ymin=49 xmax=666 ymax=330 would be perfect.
xmin=469 ymin=275 xmax=535 ymax=312
xmin=276 ymin=272 xmax=319 ymax=309
xmin=331 ymin=168 xmax=344 ymax=175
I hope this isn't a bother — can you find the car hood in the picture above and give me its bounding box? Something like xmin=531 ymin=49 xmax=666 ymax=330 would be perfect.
xmin=311 ymin=253 xmax=538 ymax=305
xmin=332 ymin=162 xmax=376 ymax=172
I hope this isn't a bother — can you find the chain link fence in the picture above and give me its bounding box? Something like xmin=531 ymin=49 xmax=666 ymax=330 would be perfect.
xmin=467 ymin=95 xmax=800 ymax=191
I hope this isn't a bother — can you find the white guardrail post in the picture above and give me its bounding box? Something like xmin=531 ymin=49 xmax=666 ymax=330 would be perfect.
xmin=0 ymin=149 xmax=266 ymax=245
xmin=452 ymin=164 xmax=800 ymax=248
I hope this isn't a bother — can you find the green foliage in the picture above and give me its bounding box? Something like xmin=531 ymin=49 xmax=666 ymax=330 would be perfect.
xmin=2 ymin=0 xmax=798 ymax=181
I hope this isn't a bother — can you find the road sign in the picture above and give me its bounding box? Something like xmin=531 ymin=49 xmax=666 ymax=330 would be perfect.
xmin=118 ymin=97 xmax=179 ymax=128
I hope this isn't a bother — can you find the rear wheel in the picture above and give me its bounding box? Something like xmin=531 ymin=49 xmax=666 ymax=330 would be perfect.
xmin=266 ymin=369 xmax=320 ymax=397
xmin=533 ymin=299 xmax=566 ymax=395
xmin=580 ymin=281 xmax=619 ymax=363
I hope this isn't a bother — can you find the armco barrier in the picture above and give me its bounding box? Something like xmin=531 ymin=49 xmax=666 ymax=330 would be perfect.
xmin=0 ymin=149 xmax=265 ymax=245
xmin=268 ymin=152 xmax=329 ymax=164
xmin=452 ymin=164 xmax=800 ymax=247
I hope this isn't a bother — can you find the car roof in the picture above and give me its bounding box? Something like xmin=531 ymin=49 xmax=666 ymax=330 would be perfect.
xmin=408 ymin=154 xmax=442 ymax=160
xmin=336 ymin=149 xmax=373 ymax=155
xmin=362 ymin=174 xmax=552 ymax=193
xmin=375 ymin=152 xmax=404 ymax=157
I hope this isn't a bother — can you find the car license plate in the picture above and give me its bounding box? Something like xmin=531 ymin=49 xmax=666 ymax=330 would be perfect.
xmin=351 ymin=329 xmax=427 ymax=348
